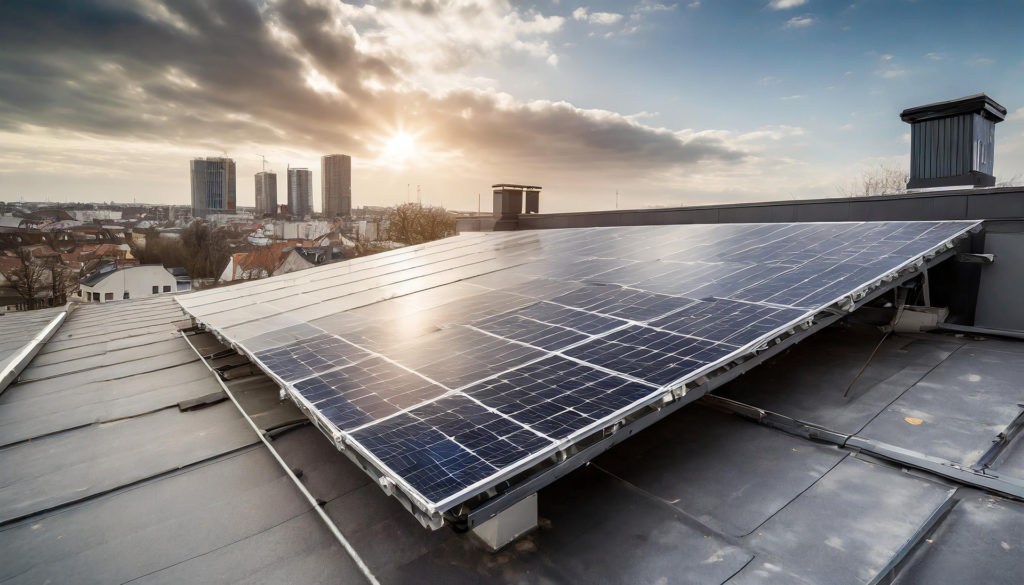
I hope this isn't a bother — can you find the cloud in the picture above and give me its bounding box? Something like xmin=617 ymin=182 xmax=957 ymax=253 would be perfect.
xmin=0 ymin=0 xmax=756 ymax=190
xmin=636 ymin=1 xmax=678 ymax=12
xmin=768 ymin=0 xmax=809 ymax=9
xmin=780 ymin=94 xmax=807 ymax=101
xmin=572 ymin=7 xmax=624 ymax=25
xmin=589 ymin=11 xmax=624 ymax=24
xmin=1007 ymin=107 xmax=1024 ymax=121
xmin=688 ymin=1 xmax=701 ymax=7
xmin=615 ymin=1 xmax=678 ymax=36
xmin=924 ymin=52 xmax=943 ymax=60
xmin=733 ymin=125 xmax=806 ymax=142
xmin=875 ymin=54 xmax=906 ymax=78
xmin=784 ymin=15 xmax=815 ymax=28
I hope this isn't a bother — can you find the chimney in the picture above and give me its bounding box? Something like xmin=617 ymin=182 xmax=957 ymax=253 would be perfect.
xmin=491 ymin=184 xmax=542 ymax=231
xmin=900 ymin=94 xmax=1007 ymax=190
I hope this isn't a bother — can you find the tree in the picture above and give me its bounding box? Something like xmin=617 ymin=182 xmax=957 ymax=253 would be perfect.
xmin=128 ymin=228 xmax=188 ymax=268
xmin=239 ymin=247 xmax=280 ymax=280
xmin=46 ymin=260 xmax=78 ymax=305
xmin=0 ymin=248 xmax=47 ymax=309
xmin=181 ymin=221 xmax=233 ymax=279
xmin=384 ymin=203 xmax=456 ymax=245
xmin=836 ymin=164 xmax=909 ymax=197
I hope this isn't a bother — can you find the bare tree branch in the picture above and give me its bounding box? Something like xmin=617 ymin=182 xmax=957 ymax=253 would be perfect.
xmin=384 ymin=203 xmax=456 ymax=245
xmin=836 ymin=164 xmax=909 ymax=197
xmin=0 ymin=248 xmax=47 ymax=309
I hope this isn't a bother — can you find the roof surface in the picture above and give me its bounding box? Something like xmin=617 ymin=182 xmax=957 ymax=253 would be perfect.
xmin=0 ymin=304 xmax=68 ymax=392
xmin=0 ymin=297 xmax=366 ymax=584
xmin=1 ymin=229 xmax=1023 ymax=584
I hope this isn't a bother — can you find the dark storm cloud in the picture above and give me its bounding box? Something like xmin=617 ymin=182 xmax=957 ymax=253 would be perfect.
xmin=0 ymin=0 xmax=747 ymax=171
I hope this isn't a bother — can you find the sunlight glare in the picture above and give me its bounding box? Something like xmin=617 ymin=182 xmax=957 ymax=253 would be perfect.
xmin=383 ymin=131 xmax=416 ymax=163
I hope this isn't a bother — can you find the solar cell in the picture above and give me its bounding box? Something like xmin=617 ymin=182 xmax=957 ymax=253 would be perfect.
xmin=178 ymin=221 xmax=980 ymax=519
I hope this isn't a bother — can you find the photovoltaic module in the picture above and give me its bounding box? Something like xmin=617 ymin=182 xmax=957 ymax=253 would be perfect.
xmin=178 ymin=221 xmax=979 ymax=522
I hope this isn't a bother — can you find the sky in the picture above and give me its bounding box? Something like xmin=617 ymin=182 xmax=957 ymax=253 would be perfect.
xmin=1 ymin=0 xmax=1023 ymax=213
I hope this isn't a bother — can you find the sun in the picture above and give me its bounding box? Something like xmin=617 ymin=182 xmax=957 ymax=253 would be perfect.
xmin=382 ymin=131 xmax=416 ymax=163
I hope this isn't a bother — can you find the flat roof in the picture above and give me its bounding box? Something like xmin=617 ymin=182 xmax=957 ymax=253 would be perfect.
xmin=3 ymin=220 xmax=1024 ymax=584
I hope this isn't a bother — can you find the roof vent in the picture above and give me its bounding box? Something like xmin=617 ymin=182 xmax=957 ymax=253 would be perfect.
xmin=900 ymin=94 xmax=1007 ymax=190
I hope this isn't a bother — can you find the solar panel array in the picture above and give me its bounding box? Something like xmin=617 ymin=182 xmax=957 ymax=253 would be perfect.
xmin=178 ymin=221 xmax=978 ymax=514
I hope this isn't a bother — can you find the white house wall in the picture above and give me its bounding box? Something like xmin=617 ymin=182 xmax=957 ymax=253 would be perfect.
xmin=79 ymin=266 xmax=181 ymax=303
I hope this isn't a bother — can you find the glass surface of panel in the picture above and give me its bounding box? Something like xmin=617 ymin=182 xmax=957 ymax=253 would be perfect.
xmin=178 ymin=221 xmax=980 ymax=512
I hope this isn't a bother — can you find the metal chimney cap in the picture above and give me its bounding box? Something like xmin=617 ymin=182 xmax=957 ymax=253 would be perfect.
xmin=900 ymin=93 xmax=1007 ymax=123
xmin=491 ymin=184 xmax=542 ymax=190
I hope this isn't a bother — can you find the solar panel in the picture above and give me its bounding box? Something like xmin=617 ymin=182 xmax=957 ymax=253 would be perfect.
xmin=178 ymin=221 xmax=979 ymax=522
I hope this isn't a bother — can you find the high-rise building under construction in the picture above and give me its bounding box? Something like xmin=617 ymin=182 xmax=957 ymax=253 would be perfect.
xmin=254 ymin=171 xmax=277 ymax=217
xmin=321 ymin=154 xmax=351 ymax=218
xmin=287 ymin=167 xmax=313 ymax=219
xmin=190 ymin=157 xmax=236 ymax=218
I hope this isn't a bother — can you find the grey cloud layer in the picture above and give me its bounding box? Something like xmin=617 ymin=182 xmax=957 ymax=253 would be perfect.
xmin=0 ymin=0 xmax=746 ymax=172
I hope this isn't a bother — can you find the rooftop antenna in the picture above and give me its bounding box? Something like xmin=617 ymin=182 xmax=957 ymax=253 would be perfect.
xmin=259 ymin=155 xmax=267 ymax=172
xmin=616 ymin=189 xmax=619 ymax=210
xmin=417 ymin=185 xmax=421 ymax=205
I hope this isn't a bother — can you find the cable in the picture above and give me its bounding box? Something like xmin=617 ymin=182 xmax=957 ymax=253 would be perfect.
xmin=842 ymin=286 xmax=908 ymax=399
xmin=179 ymin=330 xmax=381 ymax=585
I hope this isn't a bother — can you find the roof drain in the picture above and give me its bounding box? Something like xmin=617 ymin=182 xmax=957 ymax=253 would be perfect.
xmin=179 ymin=330 xmax=381 ymax=585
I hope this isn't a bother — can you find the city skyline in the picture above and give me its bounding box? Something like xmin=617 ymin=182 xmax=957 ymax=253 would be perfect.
xmin=1 ymin=1 xmax=1024 ymax=213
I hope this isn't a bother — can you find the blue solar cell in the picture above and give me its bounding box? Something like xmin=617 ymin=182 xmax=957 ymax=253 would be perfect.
xmin=471 ymin=312 xmax=589 ymax=351
xmin=550 ymin=285 xmax=695 ymax=322
xmin=649 ymin=299 xmax=807 ymax=347
xmin=464 ymin=356 xmax=658 ymax=439
xmin=293 ymin=356 xmax=448 ymax=431
xmin=350 ymin=395 xmax=553 ymax=502
xmin=514 ymin=301 xmax=625 ymax=335
xmin=565 ymin=326 xmax=737 ymax=386
xmin=253 ymin=333 xmax=371 ymax=382
xmin=383 ymin=326 xmax=546 ymax=390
